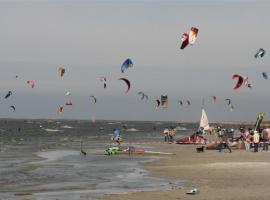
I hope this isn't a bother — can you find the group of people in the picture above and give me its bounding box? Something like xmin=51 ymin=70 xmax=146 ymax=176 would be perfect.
xmin=216 ymin=126 xmax=269 ymax=153
xmin=163 ymin=127 xmax=176 ymax=143
xmin=240 ymin=127 xmax=269 ymax=152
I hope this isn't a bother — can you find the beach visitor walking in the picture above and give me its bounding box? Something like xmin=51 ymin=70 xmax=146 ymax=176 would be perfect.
xmin=262 ymin=129 xmax=269 ymax=151
xmin=253 ymin=131 xmax=260 ymax=152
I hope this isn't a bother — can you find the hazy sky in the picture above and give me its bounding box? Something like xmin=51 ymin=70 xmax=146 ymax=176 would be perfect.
xmin=0 ymin=0 xmax=269 ymax=122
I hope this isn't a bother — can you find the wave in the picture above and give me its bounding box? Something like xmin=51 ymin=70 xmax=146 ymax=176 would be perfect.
xmin=60 ymin=125 xmax=74 ymax=129
xmin=126 ymin=128 xmax=139 ymax=132
xmin=43 ymin=128 xmax=62 ymax=132
xmin=175 ymin=126 xmax=187 ymax=131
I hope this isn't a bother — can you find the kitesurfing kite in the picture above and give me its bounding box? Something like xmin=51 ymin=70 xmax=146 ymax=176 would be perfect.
xmin=65 ymin=91 xmax=71 ymax=96
xmin=178 ymin=100 xmax=183 ymax=106
xmin=189 ymin=27 xmax=199 ymax=45
xmin=187 ymin=100 xmax=191 ymax=106
xmin=254 ymin=48 xmax=265 ymax=58
xmin=229 ymin=105 xmax=235 ymax=112
xmin=161 ymin=95 xmax=168 ymax=109
xmin=138 ymin=91 xmax=148 ymax=101
xmin=58 ymin=66 xmax=65 ymax=77
xmin=232 ymin=74 xmax=244 ymax=90
xmin=5 ymin=91 xmax=12 ymax=99
xmin=100 ymin=76 xmax=107 ymax=88
xmin=10 ymin=105 xmax=15 ymax=112
xmin=65 ymin=101 xmax=72 ymax=106
xmin=225 ymin=98 xmax=231 ymax=106
xmin=26 ymin=80 xmax=35 ymax=88
xmin=211 ymin=96 xmax=217 ymax=103
xmin=121 ymin=58 xmax=133 ymax=73
xmin=180 ymin=27 xmax=199 ymax=50
xmin=118 ymin=78 xmax=130 ymax=94
xmin=90 ymin=95 xmax=97 ymax=104
xmin=262 ymin=72 xmax=268 ymax=79
xmin=180 ymin=33 xmax=189 ymax=49
xmin=155 ymin=99 xmax=161 ymax=108
xmin=243 ymin=77 xmax=252 ymax=89
xmin=58 ymin=105 xmax=64 ymax=113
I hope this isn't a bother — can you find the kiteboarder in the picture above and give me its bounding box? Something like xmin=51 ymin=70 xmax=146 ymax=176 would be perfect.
xmin=112 ymin=128 xmax=121 ymax=145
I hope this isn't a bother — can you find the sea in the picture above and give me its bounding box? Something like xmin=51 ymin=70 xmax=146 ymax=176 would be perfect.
xmin=0 ymin=119 xmax=238 ymax=200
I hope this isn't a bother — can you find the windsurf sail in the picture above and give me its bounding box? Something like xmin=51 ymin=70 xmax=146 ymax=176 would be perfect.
xmin=199 ymin=108 xmax=210 ymax=131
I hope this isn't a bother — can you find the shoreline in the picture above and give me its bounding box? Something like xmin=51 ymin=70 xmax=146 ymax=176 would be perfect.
xmin=102 ymin=143 xmax=270 ymax=200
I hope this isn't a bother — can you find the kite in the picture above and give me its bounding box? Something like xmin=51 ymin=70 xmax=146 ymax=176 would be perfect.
xmin=138 ymin=91 xmax=148 ymax=101
xmin=243 ymin=77 xmax=252 ymax=89
xmin=58 ymin=66 xmax=65 ymax=77
xmin=90 ymin=95 xmax=97 ymax=104
xmin=189 ymin=27 xmax=199 ymax=45
xmin=65 ymin=101 xmax=72 ymax=106
xmin=180 ymin=27 xmax=199 ymax=49
xmin=180 ymin=33 xmax=189 ymax=49
xmin=58 ymin=105 xmax=64 ymax=113
xmin=211 ymin=96 xmax=217 ymax=103
xmin=254 ymin=48 xmax=265 ymax=58
xmin=100 ymin=76 xmax=107 ymax=88
xmin=10 ymin=105 xmax=15 ymax=112
xmin=65 ymin=91 xmax=71 ymax=96
xmin=121 ymin=58 xmax=133 ymax=73
xmin=155 ymin=99 xmax=161 ymax=108
xmin=262 ymin=72 xmax=268 ymax=79
xmin=161 ymin=95 xmax=168 ymax=109
xmin=225 ymin=98 xmax=231 ymax=106
xmin=232 ymin=74 xmax=244 ymax=90
xmin=26 ymin=80 xmax=35 ymax=88
xmin=229 ymin=105 xmax=235 ymax=112
xmin=118 ymin=78 xmax=131 ymax=94
xmin=5 ymin=91 xmax=12 ymax=99
xmin=187 ymin=100 xmax=191 ymax=106
xmin=178 ymin=100 xmax=183 ymax=106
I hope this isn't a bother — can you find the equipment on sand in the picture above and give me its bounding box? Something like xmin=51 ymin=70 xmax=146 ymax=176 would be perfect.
xmin=176 ymin=105 xmax=208 ymax=145
xmin=186 ymin=188 xmax=199 ymax=195
xmin=104 ymin=146 xmax=175 ymax=156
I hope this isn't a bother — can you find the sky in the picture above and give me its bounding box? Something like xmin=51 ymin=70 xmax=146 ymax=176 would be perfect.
xmin=0 ymin=0 xmax=269 ymax=122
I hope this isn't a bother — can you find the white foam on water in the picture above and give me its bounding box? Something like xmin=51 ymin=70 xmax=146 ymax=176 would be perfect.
xmin=32 ymin=150 xmax=79 ymax=164
xmin=43 ymin=128 xmax=62 ymax=132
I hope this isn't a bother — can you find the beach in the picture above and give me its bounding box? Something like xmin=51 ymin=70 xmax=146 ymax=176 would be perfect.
xmin=103 ymin=144 xmax=270 ymax=200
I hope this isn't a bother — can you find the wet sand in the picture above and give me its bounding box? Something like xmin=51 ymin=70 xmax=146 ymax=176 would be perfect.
xmin=103 ymin=144 xmax=270 ymax=200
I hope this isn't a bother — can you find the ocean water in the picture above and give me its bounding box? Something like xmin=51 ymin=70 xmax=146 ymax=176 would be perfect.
xmin=0 ymin=119 xmax=194 ymax=200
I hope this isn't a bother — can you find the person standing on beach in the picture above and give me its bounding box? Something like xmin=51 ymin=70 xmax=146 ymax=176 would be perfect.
xmin=168 ymin=127 xmax=176 ymax=143
xmin=163 ymin=127 xmax=169 ymax=143
xmin=253 ymin=131 xmax=260 ymax=152
xmin=262 ymin=129 xmax=269 ymax=151
xmin=243 ymin=129 xmax=251 ymax=151
xmin=219 ymin=130 xmax=232 ymax=153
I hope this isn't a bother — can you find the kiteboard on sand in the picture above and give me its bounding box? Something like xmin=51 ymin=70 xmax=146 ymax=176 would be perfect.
xmin=104 ymin=146 xmax=175 ymax=156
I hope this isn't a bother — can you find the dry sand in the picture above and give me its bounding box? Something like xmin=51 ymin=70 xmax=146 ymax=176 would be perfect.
xmin=103 ymin=144 xmax=270 ymax=200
